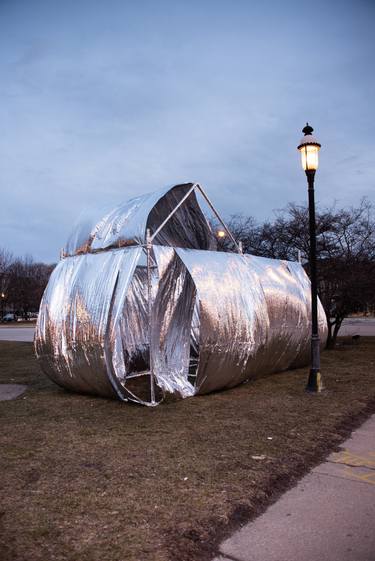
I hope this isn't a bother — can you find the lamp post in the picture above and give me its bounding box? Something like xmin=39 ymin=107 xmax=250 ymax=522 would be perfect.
xmin=297 ymin=123 xmax=323 ymax=392
xmin=1 ymin=292 xmax=5 ymax=320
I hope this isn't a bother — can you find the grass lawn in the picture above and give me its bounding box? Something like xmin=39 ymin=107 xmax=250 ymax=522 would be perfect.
xmin=1 ymin=339 xmax=375 ymax=561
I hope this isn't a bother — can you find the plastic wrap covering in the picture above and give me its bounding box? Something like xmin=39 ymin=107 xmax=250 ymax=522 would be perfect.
xmin=147 ymin=184 xmax=217 ymax=250
xmin=35 ymin=248 xmax=142 ymax=399
xmin=64 ymin=204 xmax=115 ymax=256
xmin=36 ymin=244 xmax=328 ymax=404
xmin=243 ymin=255 xmax=327 ymax=374
xmin=104 ymin=249 xmax=162 ymax=405
xmin=91 ymin=188 xmax=167 ymax=250
xmin=36 ymin=245 xmax=164 ymax=405
xmin=37 ymin=182 xmax=328 ymax=406
xmin=150 ymin=249 xmax=327 ymax=397
xmin=152 ymin=247 xmax=197 ymax=397
xmin=36 ymin=243 xmax=328 ymax=404
xmin=64 ymin=183 xmax=217 ymax=255
xmin=173 ymin=249 xmax=270 ymax=394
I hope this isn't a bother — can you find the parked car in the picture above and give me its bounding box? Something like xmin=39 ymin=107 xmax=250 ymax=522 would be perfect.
xmin=18 ymin=312 xmax=38 ymax=322
xmin=2 ymin=313 xmax=16 ymax=322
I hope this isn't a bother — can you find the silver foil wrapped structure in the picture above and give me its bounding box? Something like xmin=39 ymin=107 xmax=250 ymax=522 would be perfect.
xmin=35 ymin=183 xmax=327 ymax=405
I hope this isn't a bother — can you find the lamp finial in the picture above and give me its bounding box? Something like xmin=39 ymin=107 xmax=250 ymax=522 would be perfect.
xmin=302 ymin=123 xmax=314 ymax=136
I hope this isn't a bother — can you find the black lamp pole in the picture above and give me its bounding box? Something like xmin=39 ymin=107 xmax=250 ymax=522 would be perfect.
xmin=306 ymin=167 xmax=322 ymax=391
xmin=298 ymin=123 xmax=323 ymax=392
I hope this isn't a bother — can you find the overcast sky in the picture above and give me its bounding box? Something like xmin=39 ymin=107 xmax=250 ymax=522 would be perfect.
xmin=1 ymin=0 xmax=374 ymax=262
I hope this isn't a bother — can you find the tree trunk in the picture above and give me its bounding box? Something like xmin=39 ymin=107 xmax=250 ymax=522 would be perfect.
xmin=325 ymin=321 xmax=333 ymax=349
xmin=326 ymin=319 xmax=343 ymax=349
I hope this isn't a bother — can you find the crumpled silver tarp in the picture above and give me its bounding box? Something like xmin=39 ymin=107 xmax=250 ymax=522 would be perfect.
xmin=36 ymin=184 xmax=328 ymax=405
xmin=35 ymin=248 xmax=142 ymax=399
xmin=64 ymin=183 xmax=217 ymax=255
xmin=151 ymin=249 xmax=327 ymax=397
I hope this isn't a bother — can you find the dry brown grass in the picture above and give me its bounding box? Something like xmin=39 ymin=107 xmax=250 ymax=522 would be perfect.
xmin=0 ymin=339 xmax=375 ymax=561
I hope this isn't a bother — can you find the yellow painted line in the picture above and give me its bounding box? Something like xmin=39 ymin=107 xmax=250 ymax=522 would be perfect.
xmin=341 ymin=466 xmax=375 ymax=486
xmin=331 ymin=450 xmax=375 ymax=469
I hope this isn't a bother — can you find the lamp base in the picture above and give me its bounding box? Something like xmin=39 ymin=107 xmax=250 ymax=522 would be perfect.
xmin=306 ymin=368 xmax=324 ymax=393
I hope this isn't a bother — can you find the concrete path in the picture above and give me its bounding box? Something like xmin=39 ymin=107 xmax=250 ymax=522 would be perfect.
xmin=0 ymin=384 xmax=27 ymax=400
xmin=0 ymin=327 xmax=34 ymax=342
xmin=0 ymin=318 xmax=373 ymax=343
xmin=338 ymin=318 xmax=375 ymax=337
xmin=214 ymin=415 xmax=375 ymax=561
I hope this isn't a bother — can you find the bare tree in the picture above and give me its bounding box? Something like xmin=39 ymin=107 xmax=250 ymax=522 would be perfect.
xmin=7 ymin=256 xmax=55 ymax=319
xmin=316 ymin=200 xmax=375 ymax=347
xmin=225 ymin=199 xmax=375 ymax=348
xmin=0 ymin=248 xmax=13 ymax=317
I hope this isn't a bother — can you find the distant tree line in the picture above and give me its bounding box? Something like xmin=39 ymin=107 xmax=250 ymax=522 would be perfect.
xmin=217 ymin=198 xmax=375 ymax=348
xmin=0 ymin=249 xmax=55 ymax=320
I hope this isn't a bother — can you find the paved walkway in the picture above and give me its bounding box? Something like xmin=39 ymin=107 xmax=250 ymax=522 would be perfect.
xmin=338 ymin=318 xmax=375 ymax=337
xmin=0 ymin=327 xmax=34 ymax=342
xmin=0 ymin=384 xmax=27 ymax=401
xmin=1 ymin=317 xmax=374 ymax=343
xmin=214 ymin=416 xmax=375 ymax=561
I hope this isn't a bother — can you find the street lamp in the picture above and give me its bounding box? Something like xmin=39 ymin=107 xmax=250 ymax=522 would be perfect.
xmin=297 ymin=123 xmax=323 ymax=392
xmin=1 ymin=292 xmax=5 ymax=320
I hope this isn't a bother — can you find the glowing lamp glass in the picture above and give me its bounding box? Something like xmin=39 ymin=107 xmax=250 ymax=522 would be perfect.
xmin=217 ymin=230 xmax=226 ymax=238
xmin=299 ymin=144 xmax=320 ymax=171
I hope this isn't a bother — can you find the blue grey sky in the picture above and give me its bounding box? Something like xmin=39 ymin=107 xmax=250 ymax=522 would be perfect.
xmin=1 ymin=0 xmax=374 ymax=262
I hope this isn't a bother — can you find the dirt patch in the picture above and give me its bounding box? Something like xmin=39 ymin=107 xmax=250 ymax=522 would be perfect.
xmin=0 ymin=339 xmax=374 ymax=561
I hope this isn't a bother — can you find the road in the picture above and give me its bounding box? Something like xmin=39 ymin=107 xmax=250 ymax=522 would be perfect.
xmin=1 ymin=318 xmax=375 ymax=342
xmin=337 ymin=318 xmax=375 ymax=337
xmin=0 ymin=327 xmax=35 ymax=342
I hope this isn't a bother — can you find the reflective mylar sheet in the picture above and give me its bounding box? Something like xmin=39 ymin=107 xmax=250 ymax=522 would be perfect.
xmin=36 ymin=184 xmax=328 ymax=406
xmin=151 ymin=249 xmax=327 ymax=397
xmin=36 ymin=246 xmax=327 ymax=405
xmin=35 ymin=248 xmax=141 ymax=399
xmin=64 ymin=183 xmax=217 ymax=255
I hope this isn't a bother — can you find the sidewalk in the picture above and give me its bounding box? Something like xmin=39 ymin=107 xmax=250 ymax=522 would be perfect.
xmin=339 ymin=318 xmax=375 ymax=337
xmin=0 ymin=317 xmax=374 ymax=343
xmin=214 ymin=415 xmax=375 ymax=561
xmin=0 ymin=327 xmax=34 ymax=341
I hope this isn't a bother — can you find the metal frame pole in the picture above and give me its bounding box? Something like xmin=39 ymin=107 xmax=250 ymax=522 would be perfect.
xmin=150 ymin=184 xmax=197 ymax=242
xmin=195 ymin=184 xmax=242 ymax=253
xmin=146 ymin=228 xmax=156 ymax=405
xmin=149 ymin=183 xmax=242 ymax=254
xmin=145 ymin=183 xmax=243 ymax=403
